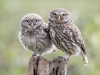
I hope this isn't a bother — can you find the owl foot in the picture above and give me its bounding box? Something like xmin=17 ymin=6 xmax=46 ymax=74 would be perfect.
xmin=32 ymin=53 xmax=42 ymax=56
xmin=32 ymin=53 xmax=37 ymax=56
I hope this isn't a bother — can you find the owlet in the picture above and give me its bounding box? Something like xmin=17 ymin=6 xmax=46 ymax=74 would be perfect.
xmin=19 ymin=13 xmax=56 ymax=56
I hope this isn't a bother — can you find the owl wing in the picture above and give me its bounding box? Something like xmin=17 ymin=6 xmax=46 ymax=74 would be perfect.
xmin=65 ymin=24 xmax=86 ymax=54
xmin=42 ymin=23 xmax=51 ymax=40
xmin=42 ymin=23 xmax=49 ymax=33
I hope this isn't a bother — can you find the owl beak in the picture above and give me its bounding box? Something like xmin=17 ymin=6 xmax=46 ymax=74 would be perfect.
xmin=31 ymin=22 xmax=34 ymax=26
xmin=57 ymin=16 xmax=61 ymax=20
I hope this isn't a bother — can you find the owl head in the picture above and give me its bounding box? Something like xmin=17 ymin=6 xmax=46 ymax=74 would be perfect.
xmin=20 ymin=13 xmax=44 ymax=30
xmin=49 ymin=8 xmax=72 ymax=23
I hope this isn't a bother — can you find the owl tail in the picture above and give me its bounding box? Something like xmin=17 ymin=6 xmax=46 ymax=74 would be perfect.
xmin=82 ymin=55 xmax=88 ymax=66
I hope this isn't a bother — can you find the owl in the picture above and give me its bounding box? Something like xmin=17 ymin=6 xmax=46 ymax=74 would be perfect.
xmin=18 ymin=13 xmax=56 ymax=56
xmin=48 ymin=8 xmax=88 ymax=66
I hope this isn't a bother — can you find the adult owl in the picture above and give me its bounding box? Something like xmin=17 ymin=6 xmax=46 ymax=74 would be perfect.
xmin=18 ymin=13 xmax=56 ymax=56
xmin=48 ymin=8 xmax=88 ymax=66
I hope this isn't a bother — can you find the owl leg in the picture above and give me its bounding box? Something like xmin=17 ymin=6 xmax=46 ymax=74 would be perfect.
xmin=80 ymin=53 xmax=88 ymax=66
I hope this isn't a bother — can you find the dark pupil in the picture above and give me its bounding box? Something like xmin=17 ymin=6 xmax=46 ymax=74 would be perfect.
xmin=25 ymin=20 xmax=29 ymax=22
xmin=62 ymin=14 xmax=67 ymax=16
xmin=35 ymin=20 xmax=38 ymax=22
xmin=53 ymin=13 xmax=56 ymax=15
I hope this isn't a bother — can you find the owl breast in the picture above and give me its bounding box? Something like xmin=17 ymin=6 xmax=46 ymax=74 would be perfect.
xmin=19 ymin=31 xmax=37 ymax=51
xmin=50 ymin=23 xmax=81 ymax=55
xmin=19 ymin=30 xmax=55 ymax=55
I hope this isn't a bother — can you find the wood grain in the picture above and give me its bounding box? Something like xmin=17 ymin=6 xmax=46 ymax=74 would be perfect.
xmin=28 ymin=55 xmax=67 ymax=75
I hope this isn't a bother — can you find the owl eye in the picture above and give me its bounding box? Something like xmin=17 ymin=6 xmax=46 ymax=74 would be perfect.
xmin=33 ymin=19 xmax=41 ymax=25
xmin=35 ymin=19 xmax=40 ymax=22
xmin=62 ymin=14 xmax=68 ymax=16
xmin=25 ymin=20 xmax=30 ymax=23
xmin=23 ymin=20 xmax=30 ymax=25
xmin=52 ymin=13 xmax=57 ymax=16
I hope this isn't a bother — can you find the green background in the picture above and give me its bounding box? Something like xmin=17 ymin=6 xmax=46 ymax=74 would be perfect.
xmin=0 ymin=0 xmax=100 ymax=75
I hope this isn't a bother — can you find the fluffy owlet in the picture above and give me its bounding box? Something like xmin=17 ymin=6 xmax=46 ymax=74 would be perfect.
xmin=18 ymin=13 xmax=56 ymax=56
xmin=48 ymin=8 xmax=88 ymax=66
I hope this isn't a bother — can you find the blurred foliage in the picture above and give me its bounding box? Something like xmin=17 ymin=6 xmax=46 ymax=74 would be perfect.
xmin=0 ymin=0 xmax=100 ymax=75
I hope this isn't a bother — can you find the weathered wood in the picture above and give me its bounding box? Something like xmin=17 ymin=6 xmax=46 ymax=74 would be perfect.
xmin=50 ymin=56 xmax=67 ymax=75
xmin=28 ymin=56 xmax=50 ymax=75
xmin=28 ymin=55 xmax=67 ymax=75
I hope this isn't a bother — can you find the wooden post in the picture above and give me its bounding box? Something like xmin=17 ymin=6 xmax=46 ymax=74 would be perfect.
xmin=28 ymin=56 xmax=67 ymax=75
xmin=50 ymin=56 xmax=67 ymax=75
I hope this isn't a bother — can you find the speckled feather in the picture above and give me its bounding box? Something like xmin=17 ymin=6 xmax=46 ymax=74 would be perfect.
xmin=49 ymin=8 xmax=88 ymax=66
